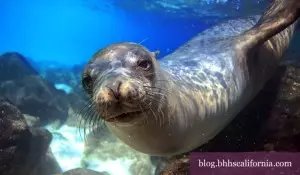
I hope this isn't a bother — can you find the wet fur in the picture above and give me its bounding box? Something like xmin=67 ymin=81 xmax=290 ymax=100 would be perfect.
xmin=80 ymin=0 xmax=300 ymax=156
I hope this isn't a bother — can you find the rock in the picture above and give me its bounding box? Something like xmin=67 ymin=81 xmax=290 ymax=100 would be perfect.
xmin=62 ymin=168 xmax=108 ymax=175
xmin=0 ymin=52 xmax=38 ymax=82
xmin=0 ymin=75 xmax=69 ymax=126
xmin=24 ymin=114 xmax=40 ymax=127
xmin=31 ymin=149 xmax=62 ymax=175
xmin=155 ymin=156 xmax=189 ymax=175
xmin=0 ymin=97 xmax=54 ymax=175
xmin=156 ymin=65 xmax=300 ymax=174
xmin=255 ymin=66 xmax=300 ymax=151
xmin=0 ymin=52 xmax=70 ymax=126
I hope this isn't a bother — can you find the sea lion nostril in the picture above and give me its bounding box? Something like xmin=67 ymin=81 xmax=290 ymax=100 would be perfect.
xmin=107 ymin=81 xmax=122 ymax=99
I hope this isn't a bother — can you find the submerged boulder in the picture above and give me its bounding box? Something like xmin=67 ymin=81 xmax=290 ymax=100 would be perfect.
xmin=0 ymin=75 xmax=69 ymax=126
xmin=0 ymin=52 xmax=70 ymax=126
xmin=0 ymin=97 xmax=60 ymax=175
xmin=62 ymin=168 xmax=108 ymax=175
xmin=0 ymin=52 xmax=38 ymax=82
xmin=258 ymin=66 xmax=300 ymax=151
xmin=32 ymin=149 xmax=62 ymax=175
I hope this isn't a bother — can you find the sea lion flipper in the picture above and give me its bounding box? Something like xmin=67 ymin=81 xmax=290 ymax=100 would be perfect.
xmin=237 ymin=0 xmax=300 ymax=53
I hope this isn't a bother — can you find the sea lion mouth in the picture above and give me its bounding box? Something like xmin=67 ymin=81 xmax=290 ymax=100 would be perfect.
xmin=106 ymin=111 xmax=143 ymax=123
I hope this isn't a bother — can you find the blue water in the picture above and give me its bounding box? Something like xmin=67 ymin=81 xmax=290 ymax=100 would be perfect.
xmin=0 ymin=0 xmax=210 ymax=66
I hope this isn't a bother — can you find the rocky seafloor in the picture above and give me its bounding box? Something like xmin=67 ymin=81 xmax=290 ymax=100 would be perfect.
xmin=1 ymin=51 xmax=300 ymax=175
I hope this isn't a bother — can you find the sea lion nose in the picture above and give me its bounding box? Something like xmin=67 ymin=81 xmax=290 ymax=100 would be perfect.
xmin=107 ymin=80 xmax=122 ymax=100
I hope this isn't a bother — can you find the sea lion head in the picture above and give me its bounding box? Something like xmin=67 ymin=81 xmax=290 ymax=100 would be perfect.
xmin=82 ymin=42 xmax=161 ymax=126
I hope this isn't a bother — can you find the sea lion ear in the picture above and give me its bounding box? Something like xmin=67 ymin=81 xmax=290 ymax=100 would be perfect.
xmin=152 ymin=50 xmax=160 ymax=58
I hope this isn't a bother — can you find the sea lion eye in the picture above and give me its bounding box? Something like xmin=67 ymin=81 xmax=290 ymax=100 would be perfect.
xmin=82 ymin=75 xmax=93 ymax=90
xmin=137 ymin=60 xmax=152 ymax=70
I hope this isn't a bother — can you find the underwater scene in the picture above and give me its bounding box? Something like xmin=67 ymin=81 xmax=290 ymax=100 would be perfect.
xmin=1 ymin=0 xmax=300 ymax=175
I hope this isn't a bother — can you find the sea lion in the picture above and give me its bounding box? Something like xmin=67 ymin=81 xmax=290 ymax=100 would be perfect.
xmin=81 ymin=0 xmax=300 ymax=156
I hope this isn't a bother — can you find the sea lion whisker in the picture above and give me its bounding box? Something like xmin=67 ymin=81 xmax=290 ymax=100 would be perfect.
xmin=144 ymin=92 xmax=165 ymax=103
xmin=85 ymin=103 xmax=99 ymax=133
xmin=85 ymin=115 xmax=94 ymax=136
xmin=137 ymin=102 xmax=149 ymax=126
xmin=86 ymin=111 xmax=97 ymax=135
xmin=147 ymin=101 xmax=161 ymax=126
xmin=142 ymin=71 xmax=160 ymax=76
xmin=78 ymin=103 xmax=97 ymax=140
xmin=145 ymin=95 xmax=167 ymax=126
xmin=142 ymin=101 xmax=158 ymax=125
xmin=157 ymin=98 xmax=168 ymax=126
xmin=139 ymin=95 xmax=159 ymax=125
xmin=144 ymin=93 xmax=166 ymax=108
xmin=146 ymin=91 xmax=168 ymax=106
xmin=91 ymin=112 xmax=100 ymax=134
xmin=146 ymin=92 xmax=173 ymax=126
xmin=145 ymin=90 xmax=169 ymax=99
xmin=92 ymin=114 xmax=104 ymax=136
xmin=143 ymin=85 xmax=171 ymax=95
xmin=79 ymin=116 xmax=87 ymax=141
xmin=91 ymin=110 xmax=104 ymax=133
xmin=142 ymin=85 xmax=168 ymax=96
xmin=82 ymin=116 xmax=93 ymax=141
xmin=144 ymin=91 xmax=168 ymax=106
xmin=138 ymin=38 xmax=148 ymax=45
xmin=78 ymin=103 xmax=89 ymax=124
xmin=143 ymin=85 xmax=165 ymax=91
xmin=153 ymin=79 xmax=169 ymax=83
xmin=138 ymin=100 xmax=151 ymax=124
xmin=105 ymin=101 xmax=108 ymax=120
xmin=81 ymin=115 xmax=92 ymax=140
xmin=81 ymin=112 xmax=92 ymax=137
xmin=154 ymin=99 xmax=167 ymax=126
